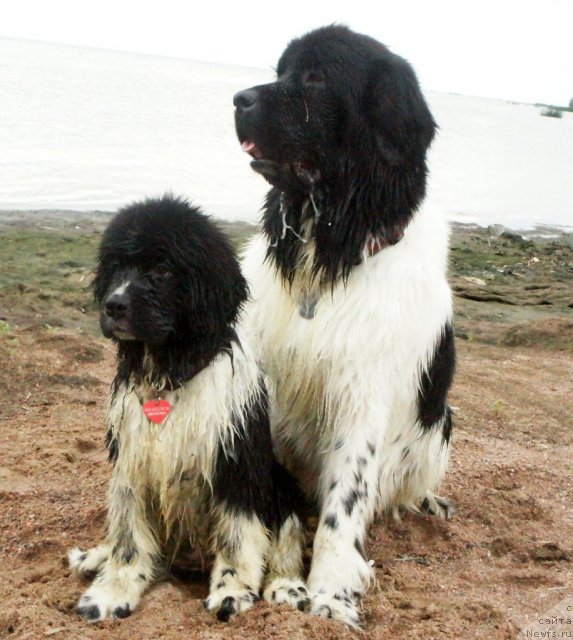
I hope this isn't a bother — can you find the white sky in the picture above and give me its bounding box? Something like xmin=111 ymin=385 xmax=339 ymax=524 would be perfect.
xmin=1 ymin=0 xmax=572 ymax=106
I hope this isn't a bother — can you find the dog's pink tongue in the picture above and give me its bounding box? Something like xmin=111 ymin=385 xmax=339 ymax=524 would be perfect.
xmin=241 ymin=140 xmax=257 ymax=154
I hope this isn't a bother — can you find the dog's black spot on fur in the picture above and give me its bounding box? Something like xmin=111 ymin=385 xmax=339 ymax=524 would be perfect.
xmin=354 ymin=537 xmax=367 ymax=560
xmin=76 ymin=604 xmax=101 ymax=621
xmin=343 ymin=489 xmax=359 ymax=516
xmin=105 ymin=426 xmax=119 ymax=464
xmin=324 ymin=513 xmax=338 ymax=529
xmin=122 ymin=548 xmax=136 ymax=564
xmin=401 ymin=447 xmax=410 ymax=461
xmin=221 ymin=568 xmax=236 ymax=577
xmin=443 ymin=406 xmax=453 ymax=445
xmin=334 ymin=439 xmax=345 ymax=451
xmin=216 ymin=596 xmax=237 ymax=622
xmin=79 ymin=552 xmax=87 ymax=562
xmin=417 ymin=323 xmax=456 ymax=430
xmin=367 ymin=441 xmax=376 ymax=456
xmin=357 ymin=456 xmax=367 ymax=469
xmin=329 ymin=480 xmax=338 ymax=491
xmin=216 ymin=581 xmax=225 ymax=589
xmin=113 ymin=605 xmax=131 ymax=619
xmin=272 ymin=590 xmax=277 ymax=601
xmin=138 ymin=573 xmax=146 ymax=581
xmin=109 ymin=488 xmax=139 ymax=564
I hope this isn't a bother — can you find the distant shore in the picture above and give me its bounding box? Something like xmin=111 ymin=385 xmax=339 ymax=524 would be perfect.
xmin=1 ymin=208 xmax=572 ymax=239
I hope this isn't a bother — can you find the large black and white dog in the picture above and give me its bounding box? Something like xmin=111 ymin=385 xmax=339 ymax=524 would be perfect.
xmin=234 ymin=26 xmax=456 ymax=626
xmin=69 ymin=196 xmax=308 ymax=622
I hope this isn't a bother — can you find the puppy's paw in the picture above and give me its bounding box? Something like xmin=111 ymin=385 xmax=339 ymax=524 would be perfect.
xmin=69 ymin=546 xmax=109 ymax=580
xmin=309 ymin=591 xmax=362 ymax=629
xmin=203 ymin=585 xmax=260 ymax=622
xmin=74 ymin=580 xmax=141 ymax=622
xmin=263 ymin=577 xmax=310 ymax=612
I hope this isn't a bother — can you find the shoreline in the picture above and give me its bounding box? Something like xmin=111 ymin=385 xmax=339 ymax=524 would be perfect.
xmin=1 ymin=209 xmax=572 ymax=240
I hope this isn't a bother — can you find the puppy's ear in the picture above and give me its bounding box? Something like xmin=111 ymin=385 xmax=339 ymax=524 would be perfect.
xmin=186 ymin=256 xmax=249 ymax=336
xmin=365 ymin=54 xmax=436 ymax=163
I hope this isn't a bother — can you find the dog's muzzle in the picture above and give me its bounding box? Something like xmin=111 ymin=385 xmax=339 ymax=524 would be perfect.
xmin=101 ymin=287 xmax=135 ymax=340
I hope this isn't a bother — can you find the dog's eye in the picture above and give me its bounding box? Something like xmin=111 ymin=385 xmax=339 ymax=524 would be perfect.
xmin=303 ymin=71 xmax=325 ymax=86
xmin=153 ymin=265 xmax=172 ymax=278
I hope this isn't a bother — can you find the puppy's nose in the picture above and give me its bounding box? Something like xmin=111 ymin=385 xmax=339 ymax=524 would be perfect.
xmin=104 ymin=294 xmax=128 ymax=320
xmin=233 ymin=88 xmax=258 ymax=110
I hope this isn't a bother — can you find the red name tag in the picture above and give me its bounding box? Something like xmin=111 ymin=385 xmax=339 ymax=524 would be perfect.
xmin=143 ymin=399 xmax=172 ymax=424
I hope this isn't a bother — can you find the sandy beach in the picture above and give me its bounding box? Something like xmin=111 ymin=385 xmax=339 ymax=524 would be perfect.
xmin=0 ymin=212 xmax=571 ymax=639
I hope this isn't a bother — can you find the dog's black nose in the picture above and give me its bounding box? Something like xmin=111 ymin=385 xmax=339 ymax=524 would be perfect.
xmin=233 ymin=88 xmax=258 ymax=110
xmin=104 ymin=294 xmax=128 ymax=320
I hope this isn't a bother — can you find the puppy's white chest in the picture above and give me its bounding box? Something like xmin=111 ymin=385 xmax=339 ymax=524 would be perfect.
xmin=108 ymin=386 xmax=204 ymax=488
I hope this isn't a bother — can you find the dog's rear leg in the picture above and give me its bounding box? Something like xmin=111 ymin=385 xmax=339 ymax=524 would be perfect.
xmin=73 ymin=471 xmax=159 ymax=622
xmin=204 ymin=507 xmax=270 ymax=621
xmin=204 ymin=388 xmax=307 ymax=619
xmin=69 ymin=544 xmax=110 ymax=580
xmin=263 ymin=463 xmax=309 ymax=611
xmin=263 ymin=513 xmax=309 ymax=610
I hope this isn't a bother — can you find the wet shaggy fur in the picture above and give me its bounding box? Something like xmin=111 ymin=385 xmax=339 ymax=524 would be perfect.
xmin=234 ymin=26 xmax=456 ymax=627
xmin=68 ymin=196 xmax=308 ymax=623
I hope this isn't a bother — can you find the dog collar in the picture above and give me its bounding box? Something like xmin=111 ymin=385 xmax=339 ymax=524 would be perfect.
xmin=365 ymin=223 xmax=407 ymax=258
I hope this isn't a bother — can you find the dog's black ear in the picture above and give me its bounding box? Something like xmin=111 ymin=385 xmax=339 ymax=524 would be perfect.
xmin=365 ymin=54 xmax=436 ymax=163
xmin=184 ymin=248 xmax=250 ymax=337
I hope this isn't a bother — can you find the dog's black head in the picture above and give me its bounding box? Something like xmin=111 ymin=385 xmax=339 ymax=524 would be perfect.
xmin=234 ymin=25 xmax=436 ymax=285
xmin=93 ymin=195 xmax=248 ymax=386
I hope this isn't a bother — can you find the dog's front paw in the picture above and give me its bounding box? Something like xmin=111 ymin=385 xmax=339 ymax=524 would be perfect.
xmin=263 ymin=577 xmax=310 ymax=611
xmin=74 ymin=580 xmax=141 ymax=622
xmin=309 ymin=591 xmax=362 ymax=628
xmin=203 ymin=585 xmax=260 ymax=622
xmin=69 ymin=546 xmax=109 ymax=580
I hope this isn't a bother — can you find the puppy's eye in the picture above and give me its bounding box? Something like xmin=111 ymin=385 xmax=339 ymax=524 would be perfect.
xmin=153 ymin=265 xmax=172 ymax=278
xmin=303 ymin=71 xmax=325 ymax=86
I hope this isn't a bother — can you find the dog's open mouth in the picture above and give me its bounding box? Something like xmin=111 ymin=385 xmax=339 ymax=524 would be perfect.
xmin=241 ymin=139 xmax=321 ymax=189
xmin=241 ymin=140 xmax=264 ymax=160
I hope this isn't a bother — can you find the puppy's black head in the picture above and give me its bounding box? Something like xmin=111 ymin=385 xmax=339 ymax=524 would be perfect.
xmin=234 ymin=25 xmax=437 ymax=284
xmin=93 ymin=196 xmax=247 ymax=355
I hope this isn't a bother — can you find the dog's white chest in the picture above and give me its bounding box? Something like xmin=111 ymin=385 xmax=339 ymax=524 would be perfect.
xmin=107 ymin=386 xmax=209 ymax=493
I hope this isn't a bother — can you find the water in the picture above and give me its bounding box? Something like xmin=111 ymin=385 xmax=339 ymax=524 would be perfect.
xmin=1 ymin=37 xmax=572 ymax=229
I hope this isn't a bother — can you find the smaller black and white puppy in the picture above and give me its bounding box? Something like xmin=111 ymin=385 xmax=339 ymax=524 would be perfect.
xmin=69 ymin=195 xmax=308 ymax=622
